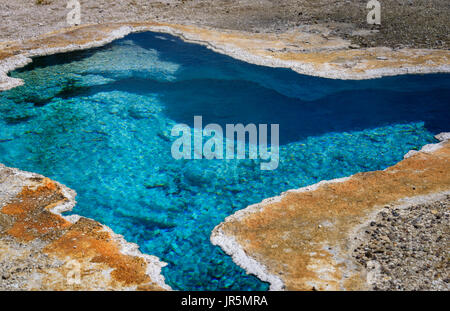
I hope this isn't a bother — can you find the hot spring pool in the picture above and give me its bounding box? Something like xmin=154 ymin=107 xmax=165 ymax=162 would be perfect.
xmin=0 ymin=32 xmax=449 ymax=290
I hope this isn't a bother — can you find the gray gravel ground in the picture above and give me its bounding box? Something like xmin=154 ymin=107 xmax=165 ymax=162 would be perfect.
xmin=0 ymin=236 xmax=64 ymax=290
xmin=0 ymin=1 xmax=449 ymax=49
xmin=353 ymin=196 xmax=449 ymax=291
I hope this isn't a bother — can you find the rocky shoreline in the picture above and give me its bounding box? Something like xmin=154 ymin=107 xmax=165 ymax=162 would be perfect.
xmin=1 ymin=22 xmax=450 ymax=92
xmin=211 ymin=135 xmax=450 ymax=291
xmin=0 ymin=2 xmax=449 ymax=90
xmin=1 ymin=1 xmax=449 ymax=50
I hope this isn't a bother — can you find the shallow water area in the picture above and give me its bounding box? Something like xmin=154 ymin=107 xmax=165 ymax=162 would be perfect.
xmin=0 ymin=32 xmax=449 ymax=290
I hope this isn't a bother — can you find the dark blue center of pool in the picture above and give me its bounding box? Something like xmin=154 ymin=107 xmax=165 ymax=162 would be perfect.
xmin=0 ymin=32 xmax=449 ymax=290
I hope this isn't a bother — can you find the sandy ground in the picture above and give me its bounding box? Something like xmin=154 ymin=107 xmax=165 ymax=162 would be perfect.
xmin=0 ymin=0 xmax=449 ymax=49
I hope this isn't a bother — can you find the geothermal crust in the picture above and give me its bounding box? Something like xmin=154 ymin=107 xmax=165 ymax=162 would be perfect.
xmin=0 ymin=164 xmax=171 ymax=290
xmin=1 ymin=1 xmax=449 ymax=91
xmin=211 ymin=135 xmax=450 ymax=291
xmin=1 ymin=22 xmax=450 ymax=92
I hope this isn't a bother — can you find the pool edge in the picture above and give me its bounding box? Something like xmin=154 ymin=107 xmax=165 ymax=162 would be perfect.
xmin=1 ymin=22 xmax=450 ymax=92
xmin=0 ymin=164 xmax=172 ymax=291
xmin=211 ymin=133 xmax=450 ymax=291
xmin=0 ymin=22 xmax=449 ymax=291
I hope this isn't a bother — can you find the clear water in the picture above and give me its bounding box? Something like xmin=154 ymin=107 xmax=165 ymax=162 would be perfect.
xmin=0 ymin=32 xmax=449 ymax=290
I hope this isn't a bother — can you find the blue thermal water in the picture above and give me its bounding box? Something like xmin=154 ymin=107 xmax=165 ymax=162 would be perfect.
xmin=0 ymin=32 xmax=449 ymax=290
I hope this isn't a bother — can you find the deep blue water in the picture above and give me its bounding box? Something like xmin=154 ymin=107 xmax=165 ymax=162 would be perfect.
xmin=0 ymin=32 xmax=449 ymax=290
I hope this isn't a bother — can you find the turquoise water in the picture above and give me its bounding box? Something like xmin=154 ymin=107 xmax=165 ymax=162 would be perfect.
xmin=0 ymin=32 xmax=449 ymax=290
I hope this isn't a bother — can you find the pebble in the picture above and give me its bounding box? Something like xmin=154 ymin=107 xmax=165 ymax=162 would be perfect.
xmin=352 ymin=196 xmax=449 ymax=290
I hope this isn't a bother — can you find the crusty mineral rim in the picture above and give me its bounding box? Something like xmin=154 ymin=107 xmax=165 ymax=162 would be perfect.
xmin=0 ymin=164 xmax=171 ymax=290
xmin=211 ymin=134 xmax=450 ymax=291
xmin=1 ymin=21 xmax=450 ymax=91
xmin=1 ymin=21 xmax=449 ymax=291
